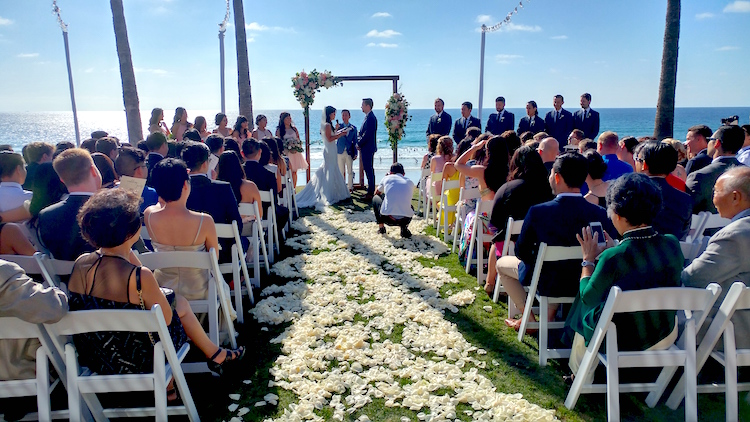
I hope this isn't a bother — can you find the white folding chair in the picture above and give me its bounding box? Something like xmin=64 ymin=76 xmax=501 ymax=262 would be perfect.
xmin=685 ymin=212 xmax=708 ymax=243
xmin=215 ymin=221 xmax=254 ymax=324
xmin=463 ymin=200 xmax=494 ymax=285
xmin=436 ymin=179 xmax=461 ymax=241
xmin=36 ymin=255 xmax=75 ymax=290
xmin=238 ymin=202 xmax=270 ymax=285
xmin=666 ymin=282 xmax=750 ymax=421
xmin=0 ymin=317 xmax=60 ymax=422
xmin=416 ymin=168 xmax=431 ymax=217
xmin=493 ymin=218 xmax=525 ymax=319
xmin=680 ymin=239 xmax=702 ymax=265
xmin=424 ymin=172 xmax=442 ymax=224
xmin=451 ymin=186 xmax=481 ymax=253
xmin=517 ymin=243 xmax=582 ymax=366
xmin=47 ymin=306 xmax=199 ymax=421
xmin=565 ymin=284 xmax=720 ymax=422
xmin=137 ymin=248 xmax=237 ymax=371
xmin=259 ymin=190 xmax=280 ymax=262
xmin=286 ymin=173 xmax=299 ymax=220
xmin=690 ymin=212 xmax=731 ymax=255
xmin=0 ymin=252 xmax=49 ymax=284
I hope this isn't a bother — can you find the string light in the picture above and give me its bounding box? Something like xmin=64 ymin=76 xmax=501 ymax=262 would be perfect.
xmin=51 ymin=0 xmax=67 ymax=33
xmin=482 ymin=0 xmax=531 ymax=33
xmin=219 ymin=0 xmax=230 ymax=33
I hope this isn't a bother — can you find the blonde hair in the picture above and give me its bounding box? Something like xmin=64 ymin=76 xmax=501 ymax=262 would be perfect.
xmin=662 ymin=138 xmax=687 ymax=162
xmin=436 ymin=136 xmax=454 ymax=157
xmin=53 ymin=148 xmax=93 ymax=186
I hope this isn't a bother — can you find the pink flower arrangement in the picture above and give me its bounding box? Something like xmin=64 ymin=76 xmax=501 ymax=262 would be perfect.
xmin=384 ymin=92 xmax=410 ymax=151
xmin=291 ymin=69 xmax=338 ymax=109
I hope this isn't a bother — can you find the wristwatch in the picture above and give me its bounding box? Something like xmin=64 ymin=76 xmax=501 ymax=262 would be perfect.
xmin=581 ymin=260 xmax=596 ymax=268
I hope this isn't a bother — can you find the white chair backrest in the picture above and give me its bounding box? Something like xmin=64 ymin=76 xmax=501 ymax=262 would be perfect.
xmin=238 ymin=202 xmax=261 ymax=218
xmin=529 ymin=243 xmax=583 ymax=283
xmin=214 ymin=220 xmax=240 ymax=242
xmin=441 ymin=179 xmax=461 ymax=193
xmin=696 ymin=282 xmax=750 ymax=369
xmin=140 ymin=225 xmax=151 ymax=241
xmin=429 ymin=172 xmax=443 ymax=196
xmin=459 ymin=186 xmax=481 ymax=203
xmin=501 ymin=218 xmax=524 ymax=256
xmin=0 ymin=253 xmax=45 ymax=275
xmin=137 ymin=250 xmax=212 ymax=270
xmin=259 ymin=190 xmax=275 ymax=206
xmin=702 ymin=213 xmax=731 ymax=231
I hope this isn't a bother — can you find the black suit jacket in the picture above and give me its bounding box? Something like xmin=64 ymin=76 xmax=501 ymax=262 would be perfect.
xmin=686 ymin=156 xmax=741 ymax=214
xmin=685 ymin=150 xmax=712 ymax=175
xmin=37 ymin=194 xmax=95 ymax=261
xmin=650 ymin=176 xmax=692 ymax=240
xmin=357 ymin=111 xmax=378 ymax=154
xmin=453 ymin=116 xmax=481 ymax=142
xmin=517 ymin=115 xmax=545 ymax=135
xmin=544 ymin=108 xmax=574 ymax=148
xmin=490 ymin=179 xmax=553 ymax=238
xmin=485 ymin=110 xmax=515 ymax=135
xmin=426 ymin=112 xmax=452 ymax=137
xmin=516 ymin=195 xmax=616 ymax=297
xmin=573 ymin=108 xmax=600 ymax=140
xmin=146 ymin=152 xmax=164 ymax=187
xmin=186 ymin=174 xmax=243 ymax=262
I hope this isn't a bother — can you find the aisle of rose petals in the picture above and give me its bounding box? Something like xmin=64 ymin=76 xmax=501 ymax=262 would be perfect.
xmin=251 ymin=209 xmax=557 ymax=422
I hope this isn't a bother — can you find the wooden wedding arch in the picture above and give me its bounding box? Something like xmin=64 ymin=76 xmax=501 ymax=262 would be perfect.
xmin=304 ymin=75 xmax=400 ymax=185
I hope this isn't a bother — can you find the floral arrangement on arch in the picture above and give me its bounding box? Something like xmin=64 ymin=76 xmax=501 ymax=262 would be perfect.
xmin=291 ymin=69 xmax=339 ymax=110
xmin=385 ymin=92 xmax=410 ymax=151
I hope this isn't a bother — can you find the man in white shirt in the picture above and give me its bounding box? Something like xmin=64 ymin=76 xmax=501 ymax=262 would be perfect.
xmin=736 ymin=124 xmax=750 ymax=166
xmin=373 ymin=163 xmax=415 ymax=238
xmin=0 ymin=151 xmax=32 ymax=212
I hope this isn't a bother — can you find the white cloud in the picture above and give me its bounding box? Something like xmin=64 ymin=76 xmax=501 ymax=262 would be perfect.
xmin=366 ymin=29 xmax=401 ymax=38
xmin=371 ymin=12 xmax=391 ymax=18
xmin=245 ymin=22 xmax=296 ymax=33
xmin=134 ymin=67 xmax=168 ymax=75
xmin=0 ymin=16 xmax=12 ymax=25
xmin=367 ymin=42 xmax=398 ymax=48
xmin=499 ymin=22 xmax=542 ymax=32
xmin=724 ymin=1 xmax=750 ymax=13
xmin=17 ymin=53 xmax=39 ymax=58
xmin=84 ymin=67 xmax=94 ymax=73
xmin=495 ymin=54 xmax=522 ymax=64
xmin=551 ymin=35 xmax=568 ymax=40
xmin=716 ymin=46 xmax=740 ymax=51
xmin=695 ymin=12 xmax=715 ymax=19
xmin=476 ymin=15 xmax=493 ymax=24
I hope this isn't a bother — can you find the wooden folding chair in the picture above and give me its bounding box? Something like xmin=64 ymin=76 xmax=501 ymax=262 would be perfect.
xmin=517 ymin=243 xmax=582 ymax=366
xmin=46 ymin=306 xmax=199 ymax=421
xmin=451 ymin=186 xmax=480 ymax=253
xmin=0 ymin=317 xmax=61 ymax=421
xmin=564 ymin=284 xmax=721 ymax=422
xmin=215 ymin=221 xmax=254 ymax=324
xmin=436 ymin=179 xmax=461 ymax=241
xmin=136 ymin=248 xmax=237 ymax=373
xmin=666 ymin=282 xmax=750 ymax=421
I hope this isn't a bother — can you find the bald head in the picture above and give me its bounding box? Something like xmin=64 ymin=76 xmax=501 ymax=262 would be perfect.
xmin=538 ymin=137 xmax=559 ymax=163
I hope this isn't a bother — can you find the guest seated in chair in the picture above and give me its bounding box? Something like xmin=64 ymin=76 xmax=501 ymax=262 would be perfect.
xmin=70 ymin=189 xmax=244 ymax=388
xmin=564 ymin=173 xmax=683 ymax=380
xmin=0 ymin=223 xmax=36 ymax=255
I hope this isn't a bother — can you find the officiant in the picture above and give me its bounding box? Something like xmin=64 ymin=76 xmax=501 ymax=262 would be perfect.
xmin=337 ymin=109 xmax=357 ymax=193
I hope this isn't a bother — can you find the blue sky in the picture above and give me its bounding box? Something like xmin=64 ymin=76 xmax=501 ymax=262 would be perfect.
xmin=0 ymin=0 xmax=748 ymax=113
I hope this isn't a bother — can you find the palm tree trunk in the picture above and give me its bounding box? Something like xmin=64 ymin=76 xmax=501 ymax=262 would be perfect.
xmin=654 ymin=0 xmax=681 ymax=140
xmin=110 ymin=0 xmax=143 ymax=143
xmin=232 ymin=0 xmax=253 ymax=125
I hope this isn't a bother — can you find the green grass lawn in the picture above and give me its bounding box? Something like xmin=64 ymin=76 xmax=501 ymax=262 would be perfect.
xmin=189 ymin=190 xmax=747 ymax=421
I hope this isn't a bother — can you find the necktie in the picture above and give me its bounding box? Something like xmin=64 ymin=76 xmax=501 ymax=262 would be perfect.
xmin=465 ymin=118 xmax=469 ymax=130
xmin=555 ymin=111 xmax=559 ymax=122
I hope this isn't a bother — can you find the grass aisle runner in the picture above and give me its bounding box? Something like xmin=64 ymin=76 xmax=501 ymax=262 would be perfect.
xmin=246 ymin=209 xmax=557 ymax=421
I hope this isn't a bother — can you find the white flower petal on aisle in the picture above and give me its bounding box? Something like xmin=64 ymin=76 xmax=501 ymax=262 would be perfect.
xmin=253 ymin=209 xmax=558 ymax=422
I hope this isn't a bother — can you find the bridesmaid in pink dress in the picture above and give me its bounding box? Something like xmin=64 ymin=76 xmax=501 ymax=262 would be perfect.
xmin=276 ymin=112 xmax=308 ymax=188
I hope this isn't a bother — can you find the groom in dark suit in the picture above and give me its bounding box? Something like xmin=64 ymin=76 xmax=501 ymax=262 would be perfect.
xmin=544 ymin=95 xmax=574 ymax=150
xmin=358 ymin=98 xmax=378 ymax=200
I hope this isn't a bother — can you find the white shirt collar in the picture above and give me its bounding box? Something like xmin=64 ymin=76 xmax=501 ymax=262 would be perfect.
xmin=68 ymin=191 xmax=96 ymax=196
xmin=582 ymin=107 xmax=590 ymax=112
xmin=556 ymin=193 xmax=583 ymax=198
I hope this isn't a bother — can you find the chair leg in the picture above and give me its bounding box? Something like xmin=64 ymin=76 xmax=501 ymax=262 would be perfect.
xmin=724 ymin=323 xmax=738 ymax=422
xmin=684 ymin=320 xmax=698 ymax=422
xmin=65 ymin=344 xmax=82 ymax=422
xmin=35 ymin=347 xmax=51 ymax=422
xmin=153 ymin=344 xmax=167 ymax=421
xmin=476 ymin=237 xmax=485 ymax=286
xmin=539 ymin=297 xmax=548 ymax=367
xmin=232 ymin=247 xmax=244 ymax=324
xmin=605 ymin=325 xmax=621 ymax=422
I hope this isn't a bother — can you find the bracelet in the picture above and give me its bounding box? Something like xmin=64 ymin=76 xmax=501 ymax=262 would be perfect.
xmin=581 ymin=260 xmax=596 ymax=268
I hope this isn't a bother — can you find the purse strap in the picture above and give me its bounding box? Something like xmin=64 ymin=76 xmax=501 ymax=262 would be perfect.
xmin=135 ymin=267 xmax=156 ymax=346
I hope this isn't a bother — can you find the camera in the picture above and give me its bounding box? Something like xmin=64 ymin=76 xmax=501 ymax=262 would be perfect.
xmin=721 ymin=115 xmax=739 ymax=126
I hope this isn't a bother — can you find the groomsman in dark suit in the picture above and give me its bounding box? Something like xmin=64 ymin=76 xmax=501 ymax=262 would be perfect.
xmin=145 ymin=132 xmax=169 ymax=188
xmin=687 ymin=125 xmax=744 ymax=214
xmin=573 ymin=93 xmax=600 ymax=141
xmin=485 ymin=96 xmax=515 ymax=135
xmin=544 ymin=95 xmax=574 ymax=150
xmin=358 ymin=98 xmax=378 ymax=200
xmin=37 ymin=148 xmax=102 ymax=261
xmin=517 ymin=101 xmax=545 ymax=135
xmin=684 ymin=125 xmax=714 ymax=175
xmin=453 ymin=101 xmax=481 ymax=142
xmin=425 ymin=98 xmax=452 ymax=137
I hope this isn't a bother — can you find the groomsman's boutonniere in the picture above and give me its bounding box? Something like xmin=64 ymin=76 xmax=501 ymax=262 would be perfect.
xmin=437 ymin=117 xmax=442 ymax=124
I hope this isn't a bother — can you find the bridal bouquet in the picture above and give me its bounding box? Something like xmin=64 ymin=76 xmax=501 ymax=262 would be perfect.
xmin=283 ymin=136 xmax=304 ymax=153
xmin=385 ymin=92 xmax=410 ymax=151
xmin=291 ymin=69 xmax=339 ymax=109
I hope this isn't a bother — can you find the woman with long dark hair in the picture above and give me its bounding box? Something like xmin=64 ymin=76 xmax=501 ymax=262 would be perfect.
xmin=276 ymin=112 xmax=307 ymax=188
xmin=231 ymin=116 xmax=250 ymax=142
xmin=216 ymin=151 xmax=262 ymax=226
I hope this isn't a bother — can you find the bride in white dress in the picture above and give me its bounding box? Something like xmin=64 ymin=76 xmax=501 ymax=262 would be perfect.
xmin=295 ymin=106 xmax=352 ymax=208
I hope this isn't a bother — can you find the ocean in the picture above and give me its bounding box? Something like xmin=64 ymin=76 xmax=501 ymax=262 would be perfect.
xmin=1 ymin=107 xmax=748 ymax=186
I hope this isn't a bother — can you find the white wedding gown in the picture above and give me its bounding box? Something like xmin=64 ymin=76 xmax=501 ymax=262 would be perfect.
xmin=295 ymin=122 xmax=351 ymax=208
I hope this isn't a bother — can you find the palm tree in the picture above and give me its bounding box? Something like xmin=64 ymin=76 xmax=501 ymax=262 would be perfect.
xmin=232 ymin=0 xmax=253 ymax=124
xmin=654 ymin=0 xmax=681 ymax=140
xmin=110 ymin=0 xmax=143 ymax=143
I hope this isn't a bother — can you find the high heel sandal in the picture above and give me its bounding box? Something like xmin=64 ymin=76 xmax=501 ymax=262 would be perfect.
xmin=167 ymin=387 xmax=180 ymax=404
xmin=207 ymin=347 xmax=246 ymax=376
